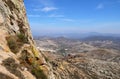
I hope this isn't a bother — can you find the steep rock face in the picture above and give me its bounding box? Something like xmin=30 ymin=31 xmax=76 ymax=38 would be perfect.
xmin=0 ymin=0 xmax=55 ymax=79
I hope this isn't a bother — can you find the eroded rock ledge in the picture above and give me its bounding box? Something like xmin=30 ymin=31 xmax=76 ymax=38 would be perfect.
xmin=0 ymin=0 xmax=55 ymax=79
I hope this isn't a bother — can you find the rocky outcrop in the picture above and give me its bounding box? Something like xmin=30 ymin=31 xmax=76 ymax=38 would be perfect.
xmin=0 ymin=0 xmax=55 ymax=79
xmin=45 ymin=51 xmax=120 ymax=79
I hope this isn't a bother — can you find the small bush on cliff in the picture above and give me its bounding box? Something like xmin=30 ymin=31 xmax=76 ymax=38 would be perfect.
xmin=32 ymin=68 xmax=47 ymax=79
xmin=31 ymin=46 xmax=39 ymax=58
xmin=7 ymin=36 xmax=18 ymax=54
xmin=17 ymin=33 xmax=28 ymax=43
xmin=29 ymin=55 xmax=47 ymax=79
xmin=6 ymin=35 xmax=24 ymax=54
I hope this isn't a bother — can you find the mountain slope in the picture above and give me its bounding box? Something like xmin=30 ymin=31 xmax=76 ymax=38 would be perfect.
xmin=0 ymin=0 xmax=55 ymax=79
xmin=35 ymin=37 xmax=120 ymax=79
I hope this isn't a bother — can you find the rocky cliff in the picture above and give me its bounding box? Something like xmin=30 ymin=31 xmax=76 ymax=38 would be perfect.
xmin=0 ymin=0 xmax=55 ymax=79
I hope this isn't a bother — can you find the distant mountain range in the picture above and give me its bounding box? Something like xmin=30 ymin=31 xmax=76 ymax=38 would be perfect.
xmin=82 ymin=36 xmax=120 ymax=41
xmin=35 ymin=35 xmax=120 ymax=79
xmin=34 ymin=32 xmax=120 ymax=39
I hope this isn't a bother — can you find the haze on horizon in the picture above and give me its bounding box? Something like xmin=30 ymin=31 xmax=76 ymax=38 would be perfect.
xmin=24 ymin=0 xmax=120 ymax=36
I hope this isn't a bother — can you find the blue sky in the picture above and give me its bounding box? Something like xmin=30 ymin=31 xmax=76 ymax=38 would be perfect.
xmin=24 ymin=0 xmax=120 ymax=35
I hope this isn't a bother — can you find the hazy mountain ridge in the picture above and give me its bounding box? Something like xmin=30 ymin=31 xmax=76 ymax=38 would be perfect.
xmin=34 ymin=32 xmax=120 ymax=39
xmin=82 ymin=36 xmax=120 ymax=51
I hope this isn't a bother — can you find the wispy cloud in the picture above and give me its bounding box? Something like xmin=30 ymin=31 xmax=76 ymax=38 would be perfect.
xmin=61 ymin=18 xmax=75 ymax=22
xmin=41 ymin=7 xmax=58 ymax=12
xmin=32 ymin=0 xmax=58 ymax=13
xmin=48 ymin=14 xmax=64 ymax=18
xmin=27 ymin=14 xmax=41 ymax=18
xmin=96 ymin=3 xmax=104 ymax=9
xmin=33 ymin=7 xmax=58 ymax=12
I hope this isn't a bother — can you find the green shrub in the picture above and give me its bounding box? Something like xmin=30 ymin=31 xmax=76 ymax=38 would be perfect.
xmin=17 ymin=33 xmax=28 ymax=43
xmin=30 ymin=55 xmax=47 ymax=79
xmin=31 ymin=46 xmax=39 ymax=58
xmin=32 ymin=68 xmax=47 ymax=79
xmin=45 ymin=56 xmax=49 ymax=62
xmin=7 ymin=37 xmax=18 ymax=54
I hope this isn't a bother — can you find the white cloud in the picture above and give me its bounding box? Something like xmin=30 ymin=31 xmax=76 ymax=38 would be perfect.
xmin=41 ymin=7 xmax=58 ymax=12
xmin=33 ymin=0 xmax=58 ymax=13
xmin=48 ymin=14 xmax=64 ymax=18
xmin=96 ymin=3 xmax=104 ymax=9
xmin=61 ymin=18 xmax=75 ymax=22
